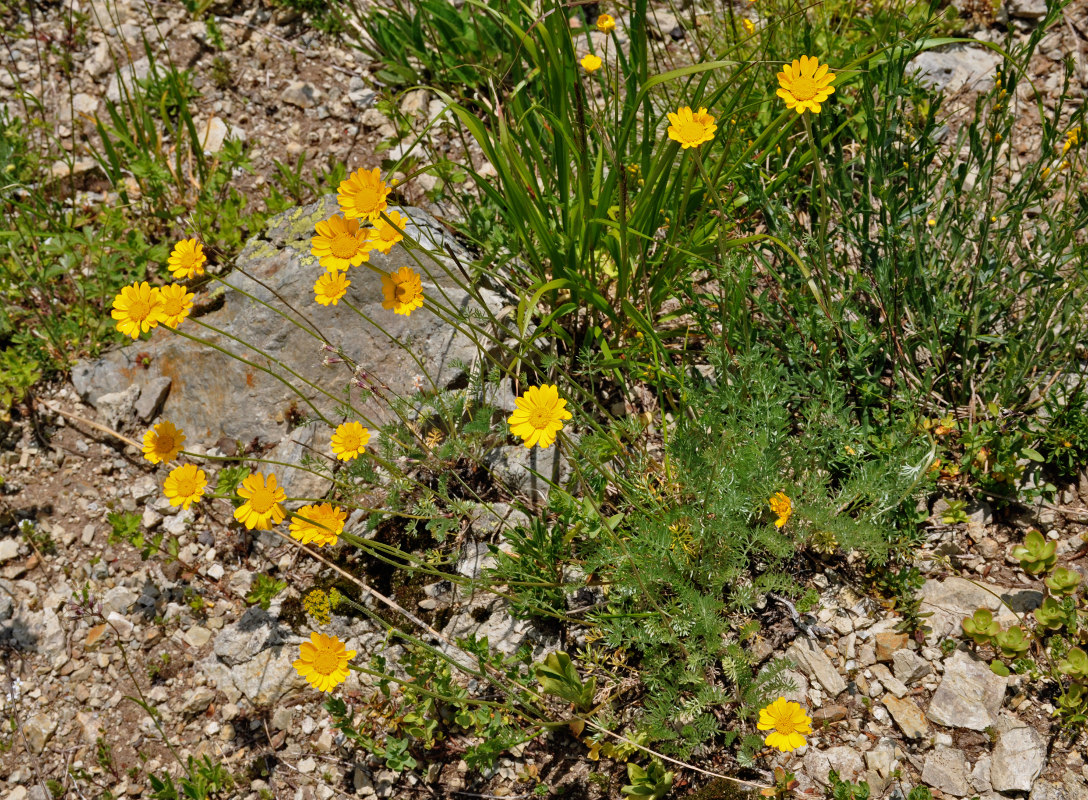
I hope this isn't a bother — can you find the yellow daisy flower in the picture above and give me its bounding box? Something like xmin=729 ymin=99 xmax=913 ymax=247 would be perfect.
xmin=314 ymin=271 xmax=350 ymax=306
xmin=111 ymin=281 xmax=165 ymax=339
xmin=337 ymin=167 xmax=391 ymax=222
xmin=290 ymin=502 xmax=347 ymax=547
xmin=293 ymin=632 xmax=355 ymax=692
xmin=596 ymin=13 xmax=616 ymax=32
xmin=776 ymin=55 xmax=836 ymax=114
xmin=381 ymin=267 xmax=424 ymax=316
xmin=742 ymin=18 xmax=755 ymax=34
xmin=162 ymin=463 xmax=207 ymax=510
xmin=143 ymin=420 xmax=186 ymax=464
xmin=168 ymin=238 xmax=207 ymax=280
xmin=757 ymin=697 xmax=812 ymax=752
xmin=331 ymin=421 xmax=370 ymax=461
xmin=581 ymin=54 xmax=603 ymax=72
xmin=311 ymin=214 xmax=373 ymax=271
xmin=769 ymin=492 xmax=792 ymax=528
xmin=507 ymin=384 xmax=572 ymax=449
xmin=158 ymin=283 xmax=195 ymax=328
xmin=234 ymin=472 xmax=287 ymax=530
xmin=666 ymin=106 xmax=717 ymax=149
xmin=370 ymin=210 xmax=407 ymax=255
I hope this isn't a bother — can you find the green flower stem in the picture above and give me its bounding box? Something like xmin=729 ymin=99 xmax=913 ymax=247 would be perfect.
xmin=801 ymin=112 xmax=834 ymax=319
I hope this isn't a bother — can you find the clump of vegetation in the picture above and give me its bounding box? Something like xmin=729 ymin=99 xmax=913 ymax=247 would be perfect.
xmin=960 ymin=529 xmax=1088 ymax=729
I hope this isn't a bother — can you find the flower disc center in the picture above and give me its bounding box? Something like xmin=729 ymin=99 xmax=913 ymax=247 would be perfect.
xmin=175 ymin=475 xmax=197 ymax=496
xmin=678 ymin=120 xmax=707 ymax=143
xmin=130 ymin=298 xmax=151 ymax=321
xmin=330 ymin=233 xmax=359 ymax=260
xmin=790 ymin=75 xmax=817 ymax=100
xmin=249 ymin=487 xmax=276 ymax=514
xmin=314 ymin=650 xmax=340 ymax=675
xmin=528 ymin=408 xmax=553 ymax=429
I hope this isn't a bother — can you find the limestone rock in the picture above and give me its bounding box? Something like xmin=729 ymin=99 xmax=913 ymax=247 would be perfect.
xmin=918 ymin=577 xmax=1021 ymax=638
xmin=212 ymin=607 xmax=290 ymax=666
xmin=280 ymin=81 xmax=322 ymax=109
xmin=892 ymin=649 xmax=932 ymax=684
xmin=72 ymin=198 xmax=505 ymax=457
xmin=24 ymin=713 xmax=58 ymax=755
xmin=883 ymin=695 xmax=929 ymax=739
xmin=804 ymin=746 xmax=864 ymax=786
xmin=927 ymin=650 xmax=1007 ymax=730
xmin=907 ymin=46 xmax=1003 ymax=93
xmin=788 ymin=638 xmax=847 ymax=697
xmin=102 ymin=586 xmax=139 ymax=614
xmin=484 ymin=444 xmax=571 ymax=501
xmin=134 ymin=376 xmax=172 ymax=422
xmin=1006 ymin=0 xmax=1047 ymax=18
xmin=874 ymin=631 xmax=907 ymax=662
xmin=105 ymin=57 xmax=152 ymax=103
xmin=991 ymin=719 xmax=1046 ymax=792
xmin=923 ymin=747 xmax=971 ymax=796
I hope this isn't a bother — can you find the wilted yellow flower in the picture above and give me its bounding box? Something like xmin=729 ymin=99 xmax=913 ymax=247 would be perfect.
xmin=381 ymin=267 xmax=424 ymax=316
xmin=290 ymin=502 xmax=347 ymax=547
xmin=158 ymin=283 xmax=195 ymax=328
xmin=143 ymin=420 xmax=185 ymax=464
xmin=508 ymin=384 xmax=572 ymax=449
xmin=111 ymin=281 xmax=165 ymax=339
xmin=757 ymin=697 xmax=812 ymax=752
xmin=293 ymin=632 xmax=355 ymax=692
xmin=162 ymin=463 xmax=207 ymax=510
xmin=596 ymin=13 xmax=615 ymax=32
xmin=1063 ymin=126 xmax=1080 ymax=154
xmin=769 ymin=492 xmax=792 ymax=528
xmin=776 ymin=56 xmax=836 ymax=114
xmin=742 ymin=18 xmax=755 ymax=34
xmin=331 ymin=421 xmax=370 ymax=460
xmin=580 ymin=53 xmax=603 ymax=72
xmin=666 ymin=106 xmax=717 ymax=149
xmin=234 ymin=472 xmax=287 ymax=530
xmin=314 ymin=271 xmax=350 ymax=306
xmin=311 ymin=214 xmax=373 ymax=271
xmin=168 ymin=239 xmax=207 ymax=280
xmin=370 ymin=210 xmax=407 ymax=255
xmin=337 ymin=167 xmax=391 ymax=222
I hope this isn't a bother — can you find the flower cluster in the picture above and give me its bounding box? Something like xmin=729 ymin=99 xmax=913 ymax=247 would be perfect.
xmin=664 ymin=55 xmax=835 ymax=151
xmin=310 ymin=167 xmax=423 ymax=313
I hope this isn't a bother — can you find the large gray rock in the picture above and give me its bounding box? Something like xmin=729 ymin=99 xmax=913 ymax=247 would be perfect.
xmin=72 ymin=198 xmax=505 ymax=456
xmin=907 ymin=46 xmax=1003 ymax=93
xmin=923 ymin=747 xmax=971 ymax=797
xmin=927 ymin=650 xmax=1007 ymax=730
xmin=991 ymin=717 xmax=1046 ymax=793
